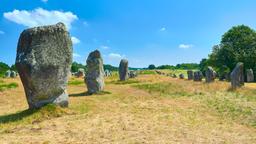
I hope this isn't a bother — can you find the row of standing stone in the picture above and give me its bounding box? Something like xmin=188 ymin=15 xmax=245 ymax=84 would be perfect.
xmin=156 ymin=63 xmax=251 ymax=90
xmin=186 ymin=63 xmax=250 ymax=89
xmin=4 ymin=70 xmax=17 ymax=78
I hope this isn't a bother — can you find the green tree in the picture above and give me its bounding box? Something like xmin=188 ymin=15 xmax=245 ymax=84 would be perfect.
xmin=199 ymin=58 xmax=209 ymax=75
xmin=0 ymin=62 xmax=10 ymax=77
xmin=148 ymin=64 xmax=156 ymax=70
xmin=208 ymin=25 xmax=256 ymax=77
xmin=71 ymin=62 xmax=86 ymax=73
xmin=10 ymin=64 xmax=17 ymax=71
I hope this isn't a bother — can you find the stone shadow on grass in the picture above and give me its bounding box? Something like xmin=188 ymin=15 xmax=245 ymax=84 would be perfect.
xmin=0 ymin=109 xmax=36 ymax=124
xmin=69 ymin=91 xmax=111 ymax=97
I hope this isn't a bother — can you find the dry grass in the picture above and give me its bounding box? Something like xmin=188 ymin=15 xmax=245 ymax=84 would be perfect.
xmin=0 ymin=74 xmax=256 ymax=143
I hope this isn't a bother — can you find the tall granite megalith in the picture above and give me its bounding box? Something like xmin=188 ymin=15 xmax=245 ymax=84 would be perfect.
xmin=193 ymin=71 xmax=203 ymax=81
xmin=119 ymin=59 xmax=129 ymax=81
xmin=205 ymin=66 xmax=216 ymax=83
xmin=16 ymin=22 xmax=73 ymax=109
xmin=85 ymin=50 xmax=105 ymax=94
xmin=230 ymin=62 xmax=244 ymax=89
xmin=246 ymin=69 xmax=254 ymax=82
xmin=187 ymin=70 xmax=194 ymax=80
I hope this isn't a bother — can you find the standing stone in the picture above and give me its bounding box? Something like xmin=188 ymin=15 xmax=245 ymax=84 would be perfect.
xmin=75 ymin=68 xmax=85 ymax=78
xmin=179 ymin=74 xmax=185 ymax=79
xmin=193 ymin=71 xmax=203 ymax=81
xmin=119 ymin=59 xmax=129 ymax=81
xmin=205 ymin=66 xmax=216 ymax=83
xmin=246 ymin=69 xmax=254 ymax=82
xmin=231 ymin=62 xmax=244 ymax=89
xmin=129 ymin=70 xmax=137 ymax=78
xmin=187 ymin=70 xmax=194 ymax=80
xmin=10 ymin=71 xmax=17 ymax=78
xmin=85 ymin=50 xmax=105 ymax=94
xmin=16 ymin=23 xmax=72 ymax=109
xmin=5 ymin=70 xmax=11 ymax=78
xmin=104 ymin=69 xmax=111 ymax=77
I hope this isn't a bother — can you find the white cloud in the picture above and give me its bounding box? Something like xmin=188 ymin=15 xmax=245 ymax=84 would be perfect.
xmin=100 ymin=45 xmax=110 ymax=50
xmin=71 ymin=36 xmax=80 ymax=44
xmin=159 ymin=27 xmax=166 ymax=32
xmin=179 ymin=44 xmax=194 ymax=49
xmin=83 ymin=21 xmax=88 ymax=26
xmin=3 ymin=8 xmax=78 ymax=30
xmin=108 ymin=53 xmax=125 ymax=59
xmin=41 ymin=0 xmax=48 ymax=3
xmin=73 ymin=53 xmax=81 ymax=58
xmin=0 ymin=30 xmax=4 ymax=34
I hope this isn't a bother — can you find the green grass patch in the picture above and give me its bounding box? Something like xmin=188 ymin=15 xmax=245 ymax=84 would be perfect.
xmin=68 ymin=80 xmax=84 ymax=85
xmin=133 ymin=83 xmax=191 ymax=98
xmin=133 ymin=82 xmax=256 ymax=127
xmin=0 ymin=104 xmax=75 ymax=132
xmin=0 ymin=82 xmax=18 ymax=91
xmin=110 ymin=79 xmax=140 ymax=85
xmin=139 ymin=70 xmax=156 ymax=75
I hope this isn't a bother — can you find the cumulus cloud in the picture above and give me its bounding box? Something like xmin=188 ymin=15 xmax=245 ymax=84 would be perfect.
xmin=0 ymin=30 xmax=4 ymax=34
xmin=179 ymin=44 xmax=194 ymax=49
xmin=100 ymin=45 xmax=110 ymax=50
xmin=3 ymin=8 xmax=78 ymax=30
xmin=83 ymin=21 xmax=88 ymax=26
xmin=71 ymin=36 xmax=80 ymax=45
xmin=73 ymin=53 xmax=81 ymax=58
xmin=108 ymin=53 xmax=124 ymax=59
xmin=159 ymin=27 xmax=166 ymax=32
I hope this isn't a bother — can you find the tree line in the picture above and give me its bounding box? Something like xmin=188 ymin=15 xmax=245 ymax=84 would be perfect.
xmin=199 ymin=25 xmax=256 ymax=79
xmin=148 ymin=63 xmax=199 ymax=70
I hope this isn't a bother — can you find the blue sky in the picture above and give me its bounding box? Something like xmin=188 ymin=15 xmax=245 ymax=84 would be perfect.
xmin=0 ymin=0 xmax=256 ymax=67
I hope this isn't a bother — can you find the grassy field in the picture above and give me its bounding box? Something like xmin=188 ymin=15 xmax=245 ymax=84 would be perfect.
xmin=0 ymin=71 xmax=256 ymax=143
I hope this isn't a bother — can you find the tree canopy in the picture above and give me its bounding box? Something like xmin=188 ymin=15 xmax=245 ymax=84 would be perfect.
xmin=0 ymin=62 xmax=10 ymax=77
xmin=202 ymin=25 xmax=256 ymax=78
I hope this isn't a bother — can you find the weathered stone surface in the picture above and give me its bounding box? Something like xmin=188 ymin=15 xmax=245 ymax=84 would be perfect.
xmin=85 ymin=50 xmax=105 ymax=94
xmin=16 ymin=22 xmax=72 ymax=109
xmin=179 ymin=74 xmax=184 ymax=79
xmin=187 ymin=70 xmax=193 ymax=80
xmin=10 ymin=71 xmax=17 ymax=78
xmin=205 ymin=66 xmax=216 ymax=83
xmin=5 ymin=70 xmax=11 ymax=78
xmin=75 ymin=68 xmax=85 ymax=77
xmin=128 ymin=70 xmax=137 ymax=78
xmin=231 ymin=62 xmax=244 ymax=89
xmin=246 ymin=69 xmax=254 ymax=82
xmin=193 ymin=71 xmax=203 ymax=81
xmin=119 ymin=59 xmax=129 ymax=81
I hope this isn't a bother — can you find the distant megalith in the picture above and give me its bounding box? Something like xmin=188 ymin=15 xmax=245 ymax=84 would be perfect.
xmin=129 ymin=70 xmax=137 ymax=78
xmin=205 ymin=66 xmax=216 ymax=83
xmin=5 ymin=70 xmax=11 ymax=78
xmin=187 ymin=70 xmax=193 ymax=80
xmin=85 ymin=50 xmax=105 ymax=94
xmin=104 ymin=69 xmax=111 ymax=77
xmin=231 ymin=62 xmax=244 ymax=89
xmin=75 ymin=68 xmax=85 ymax=78
xmin=10 ymin=71 xmax=17 ymax=78
xmin=246 ymin=69 xmax=254 ymax=82
xmin=119 ymin=59 xmax=129 ymax=81
xmin=179 ymin=74 xmax=184 ymax=79
xmin=16 ymin=23 xmax=72 ymax=109
xmin=193 ymin=71 xmax=203 ymax=81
